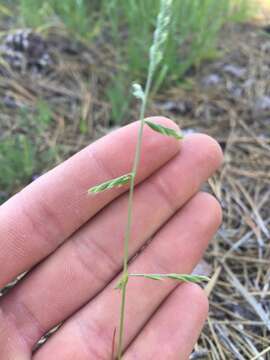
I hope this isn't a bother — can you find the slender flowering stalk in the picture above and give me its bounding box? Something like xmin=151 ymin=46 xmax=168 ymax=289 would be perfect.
xmin=88 ymin=1 xmax=209 ymax=358
xmin=116 ymin=2 xmax=173 ymax=358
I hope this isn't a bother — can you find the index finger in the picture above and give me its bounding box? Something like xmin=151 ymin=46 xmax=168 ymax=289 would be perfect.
xmin=0 ymin=117 xmax=180 ymax=288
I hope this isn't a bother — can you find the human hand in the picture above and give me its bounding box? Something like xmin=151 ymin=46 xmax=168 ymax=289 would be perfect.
xmin=0 ymin=117 xmax=222 ymax=359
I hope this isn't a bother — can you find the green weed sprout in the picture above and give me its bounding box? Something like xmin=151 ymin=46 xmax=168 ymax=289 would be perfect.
xmin=88 ymin=1 xmax=209 ymax=358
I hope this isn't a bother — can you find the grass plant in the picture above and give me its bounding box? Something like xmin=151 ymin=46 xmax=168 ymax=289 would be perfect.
xmin=88 ymin=1 xmax=209 ymax=358
xmin=7 ymin=0 xmax=253 ymax=124
xmin=0 ymin=101 xmax=55 ymax=204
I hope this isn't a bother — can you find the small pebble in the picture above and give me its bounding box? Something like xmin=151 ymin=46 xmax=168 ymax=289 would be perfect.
xmin=223 ymin=64 xmax=246 ymax=78
xmin=202 ymin=73 xmax=221 ymax=87
xmin=254 ymin=96 xmax=270 ymax=112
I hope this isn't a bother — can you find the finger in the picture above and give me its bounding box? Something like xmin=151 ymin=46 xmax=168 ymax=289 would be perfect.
xmin=0 ymin=306 xmax=30 ymax=360
xmin=124 ymin=283 xmax=208 ymax=360
xmin=32 ymin=192 xmax=221 ymax=359
xmin=1 ymin=135 xmax=222 ymax=348
xmin=0 ymin=117 xmax=180 ymax=287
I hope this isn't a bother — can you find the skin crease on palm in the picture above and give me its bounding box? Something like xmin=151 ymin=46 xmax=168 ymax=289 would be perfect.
xmin=0 ymin=117 xmax=223 ymax=360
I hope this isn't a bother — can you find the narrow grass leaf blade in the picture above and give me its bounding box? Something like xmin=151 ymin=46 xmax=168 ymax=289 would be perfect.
xmin=140 ymin=274 xmax=164 ymax=281
xmin=88 ymin=173 xmax=133 ymax=194
xmin=129 ymin=273 xmax=209 ymax=283
xmin=0 ymin=4 xmax=12 ymax=16
xmin=145 ymin=120 xmax=183 ymax=140
xmin=166 ymin=274 xmax=210 ymax=283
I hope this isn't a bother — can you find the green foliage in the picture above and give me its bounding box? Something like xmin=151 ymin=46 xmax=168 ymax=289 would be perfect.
xmin=14 ymin=0 xmax=253 ymax=124
xmin=0 ymin=134 xmax=35 ymax=194
xmin=35 ymin=99 xmax=54 ymax=128
xmin=102 ymin=0 xmax=252 ymax=123
xmin=18 ymin=0 xmax=102 ymax=39
xmin=0 ymin=101 xmax=55 ymax=203
xmin=106 ymin=73 xmax=132 ymax=124
xmin=230 ymin=0 xmax=256 ymax=22
xmin=79 ymin=118 xmax=88 ymax=134
xmin=0 ymin=3 xmax=13 ymax=17
xmin=47 ymin=1 xmax=98 ymax=40
xmin=18 ymin=0 xmax=54 ymax=29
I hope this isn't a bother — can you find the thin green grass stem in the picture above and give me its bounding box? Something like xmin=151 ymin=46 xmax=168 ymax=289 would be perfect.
xmin=116 ymin=66 xmax=153 ymax=360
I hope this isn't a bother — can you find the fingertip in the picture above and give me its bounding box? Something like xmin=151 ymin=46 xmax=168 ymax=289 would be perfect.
xmin=192 ymin=192 xmax=223 ymax=230
xmin=183 ymin=133 xmax=223 ymax=173
xmin=180 ymin=282 xmax=209 ymax=320
xmin=201 ymin=134 xmax=223 ymax=169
